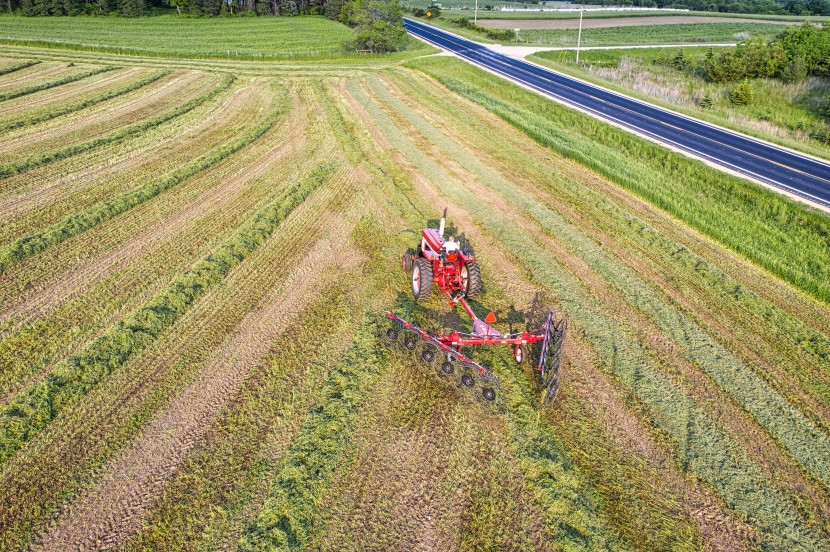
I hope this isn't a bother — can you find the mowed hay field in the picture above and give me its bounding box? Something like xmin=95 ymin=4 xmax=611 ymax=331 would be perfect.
xmin=0 ymin=31 xmax=830 ymax=552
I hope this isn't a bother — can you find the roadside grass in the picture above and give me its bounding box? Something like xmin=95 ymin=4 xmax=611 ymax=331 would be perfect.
xmin=531 ymin=48 xmax=830 ymax=157
xmin=405 ymin=57 xmax=830 ymax=305
xmin=510 ymin=22 xmax=790 ymax=46
xmin=0 ymin=15 xmax=433 ymax=61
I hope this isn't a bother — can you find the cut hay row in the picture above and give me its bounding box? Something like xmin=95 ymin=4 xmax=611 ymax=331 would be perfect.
xmin=28 ymin=156 xmax=359 ymax=551
xmin=0 ymin=87 xmax=294 ymax=465
xmin=0 ymin=79 xmax=299 ymax=406
xmin=0 ymin=75 xmax=252 ymax=251
xmin=239 ymin=316 xmax=390 ymax=551
xmin=0 ymin=61 xmax=79 ymax=92
xmin=352 ymin=75 xmax=825 ymax=550
xmin=0 ymin=72 xmax=230 ymax=178
xmin=0 ymin=68 xmax=170 ymax=134
xmin=0 ymin=76 xmax=248 ymax=274
xmin=0 ymin=157 xmax=342 ymax=550
xmin=0 ymin=70 xmax=208 ymax=159
xmin=126 ymin=285 xmax=366 ymax=551
xmin=36 ymin=176 xmax=361 ymax=551
xmin=0 ymin=59 xmax=39 ymax=77
xmin=0 ymin=73 xmax=235 ymax=243
xmin=0 ymin=64 xmax=115 ymax=103
xmin=0 ymin=65 xmax=139 ymax=121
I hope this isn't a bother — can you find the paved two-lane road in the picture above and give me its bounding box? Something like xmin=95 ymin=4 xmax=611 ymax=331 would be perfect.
xmin=404 ymin=18 xmax=830 ymax=210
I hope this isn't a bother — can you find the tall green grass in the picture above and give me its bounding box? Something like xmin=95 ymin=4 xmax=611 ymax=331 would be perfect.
xmin=407 ymin=57 xmax=830 ymax=305
xmin=0 ymin=64 xmax=114 ymax=102
xmin=0 ymin=161 xmax=334 ymax=466
xmin=516 ymin=22 xmax=792 ymax=46
xmin=0 ymin=69 xmax=170 ymax=134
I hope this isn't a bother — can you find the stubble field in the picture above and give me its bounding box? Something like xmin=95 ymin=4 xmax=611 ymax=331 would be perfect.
xmin=0 ymin=29 xmax=829 ymax=551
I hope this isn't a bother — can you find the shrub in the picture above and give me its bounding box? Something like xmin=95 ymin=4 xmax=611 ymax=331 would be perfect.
xmin=731 ymin=80 xmax=754 ymax=105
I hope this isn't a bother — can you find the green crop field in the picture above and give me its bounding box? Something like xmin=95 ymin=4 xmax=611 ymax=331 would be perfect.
xmin=0 ymin=14 xmax=829 ymax=552
xmin=0 ymin=15 xmax=433 ymax=60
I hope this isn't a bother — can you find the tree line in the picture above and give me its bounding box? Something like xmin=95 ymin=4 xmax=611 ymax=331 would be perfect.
xmin=6 ymin=0 xmax=386 ymax=18
xmin=577 ymin=0 xmax=830 ymax=16
xmin=659 ymin=24 xmax=830 ymax=82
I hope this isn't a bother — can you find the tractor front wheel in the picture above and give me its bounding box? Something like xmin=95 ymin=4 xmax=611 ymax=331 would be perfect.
xmin=412 ymin=258 xmax=433 ymax=301
xmin=463 ymin=261 xmax=482 ymax=300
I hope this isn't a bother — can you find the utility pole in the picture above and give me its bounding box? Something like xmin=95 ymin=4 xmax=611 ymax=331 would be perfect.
xmin=575 ymin=7 xmax=584 ymax=64
xmin=474 ymin=0 xmax=478 ymax=24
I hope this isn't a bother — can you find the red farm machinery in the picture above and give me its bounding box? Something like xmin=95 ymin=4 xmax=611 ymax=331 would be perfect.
xmin=385 ymin=210 xmax=567 ymax=405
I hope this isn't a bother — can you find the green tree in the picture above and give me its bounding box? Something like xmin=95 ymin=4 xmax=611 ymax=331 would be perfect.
xmin=731 ymin=80 xmax=754 ymax=105
xmin=118 ymin=0 xmax=143 ymax=16
xmin=342 ymin=0 xmax=406 ymax=53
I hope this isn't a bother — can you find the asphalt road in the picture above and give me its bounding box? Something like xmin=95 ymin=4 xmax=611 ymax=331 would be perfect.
xmin=404 ymin=18 xmax=830 ymax=210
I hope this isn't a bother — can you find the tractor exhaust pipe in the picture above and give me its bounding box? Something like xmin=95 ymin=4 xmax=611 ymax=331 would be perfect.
xmin=439 ymin=207 xmax=447 ymax=237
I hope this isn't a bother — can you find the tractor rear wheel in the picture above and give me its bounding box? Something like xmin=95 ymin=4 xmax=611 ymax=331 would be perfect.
xmin=412 ymin=258 xmax=433 ymax=301
xmin=463 ymin=261 xmax=482 ymax=300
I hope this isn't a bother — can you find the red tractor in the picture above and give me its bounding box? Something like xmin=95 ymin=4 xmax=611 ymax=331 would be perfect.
xmin=402 ymin=208 xmax=481 ymax=302
xmin=387 ymin=210 xmax=567 ymax=405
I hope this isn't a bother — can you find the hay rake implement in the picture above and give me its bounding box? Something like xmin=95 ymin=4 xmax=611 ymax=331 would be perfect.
xmin=385 ymin=210 xmax=568 ymax=405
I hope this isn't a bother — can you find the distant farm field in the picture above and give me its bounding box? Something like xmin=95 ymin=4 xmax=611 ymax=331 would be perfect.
xmin=479 ymin=15 xmax=793 ymax=29
xmin=0 ymin=16 xmax=829 ymax=551
xmin=422 ymin=16 xmax=794 ymax=45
